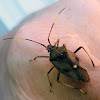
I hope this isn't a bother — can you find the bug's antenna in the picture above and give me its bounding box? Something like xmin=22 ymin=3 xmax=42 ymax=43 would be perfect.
xmin=48 ymin=8 xmax=65 ymax=45
xmin=3 ymin=37 xmax=47 ymax=49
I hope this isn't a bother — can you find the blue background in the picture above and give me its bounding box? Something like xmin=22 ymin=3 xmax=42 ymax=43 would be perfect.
xmin=0 ymin=0 xmax=58 ymax=36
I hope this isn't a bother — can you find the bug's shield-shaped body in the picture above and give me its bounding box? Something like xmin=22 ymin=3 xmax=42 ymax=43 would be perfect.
xmin=49 ymin=44 xmax=90 ymax=82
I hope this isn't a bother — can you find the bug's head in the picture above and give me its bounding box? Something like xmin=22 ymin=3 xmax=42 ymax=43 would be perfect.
xmin=47 ymin=45 xmax=56 ymax=52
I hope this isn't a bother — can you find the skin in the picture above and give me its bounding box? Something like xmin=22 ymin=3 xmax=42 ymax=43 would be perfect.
xmin=0 ymin=0 xmax=100 ymax=99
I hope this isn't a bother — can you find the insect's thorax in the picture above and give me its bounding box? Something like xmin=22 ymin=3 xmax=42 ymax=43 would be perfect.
xmin=49 ymin=45 xmax=80 ymax=65
xmin=50 ymin=46 xmax=67 ymax=60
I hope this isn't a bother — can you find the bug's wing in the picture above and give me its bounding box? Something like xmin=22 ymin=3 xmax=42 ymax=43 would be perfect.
xmin=67 ymin=49 xmax=90 ymax=82
xmin=63 ymin=69 xmax=79 ymax=81
xmin=63 ymin=66 xmax=90 ymax=82
xmin=67 ymin=49 xmax=81 ymax=65
xmin=51 ymin=59 xmax=90 ymax=82
xmin=75 ymin=67 xmax=90 ymax=82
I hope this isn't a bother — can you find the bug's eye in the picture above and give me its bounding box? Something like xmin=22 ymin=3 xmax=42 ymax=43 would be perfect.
xmin=75 ymin=56 xmax=79 ymax=61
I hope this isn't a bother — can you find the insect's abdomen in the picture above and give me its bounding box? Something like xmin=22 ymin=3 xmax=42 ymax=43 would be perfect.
xmin=75 ymin=67 xmax=90 ymax=82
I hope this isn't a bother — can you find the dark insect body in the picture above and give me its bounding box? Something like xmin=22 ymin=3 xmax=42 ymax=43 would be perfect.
xmin=4 ymin=8 xmax=95 ymax=94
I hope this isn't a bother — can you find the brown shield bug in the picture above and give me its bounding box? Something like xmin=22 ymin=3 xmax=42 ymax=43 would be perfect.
xmin=4 ymin=8 xmax=95 ymax=94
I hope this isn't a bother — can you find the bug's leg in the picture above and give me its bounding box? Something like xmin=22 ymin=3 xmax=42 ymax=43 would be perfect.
xmin=57 ymin=72 xmax=60 ymax=82
xmin=55 ymin=39 xmax=60 ymax=47
xmin=30 ymin=56 xmax=49 ymax=62
xmin=57 ymin=72 xmax=86 ymax=94
xmin=47 ymin=66 xmax=55 ymax=92
xmin=74 ymin=46 xmax=95 ymax=67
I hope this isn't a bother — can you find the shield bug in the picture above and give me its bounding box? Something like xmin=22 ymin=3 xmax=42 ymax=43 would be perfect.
xmin=4 ymin=8 xmax=95 ymax=94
